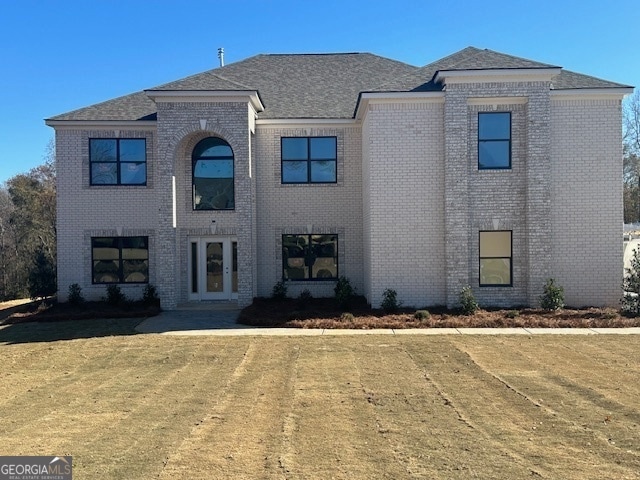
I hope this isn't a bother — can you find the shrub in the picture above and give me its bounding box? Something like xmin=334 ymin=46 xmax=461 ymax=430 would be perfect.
xmin=334 ymin=276 xmax=355 ymax=309
xmin=142 ymin=284 xmax=160 ymax=306
xmin=296 ymin=288 xmax=312 ymax=309
xmin=414 ymin=309 xmax=430 ymax=320
xmin=298 ymin=288 xmax=312 ymax=301
xmin=340 ymin=312 xmax=354 ymax=322
xmin=505 ymin=310 xmax=520 ymax=319
xmin=106 ymin=284 xmax=126 ymax=306
xmin=622 ymin=248 xmax=640 ymax=315
xmin=27 ymin=247 xmax=57 ymax=300
xmin=381 ymin=288 xmax=401 ymax=313
xmin=271 ymin=280 xmax=287 ymax=300
xmin=540 ymin=278 xmax=564 ymax=311
xmin=68 ymin=283 xmax=84 ymax=305
xmin=459 ymin=286 xmax=478 ymax=315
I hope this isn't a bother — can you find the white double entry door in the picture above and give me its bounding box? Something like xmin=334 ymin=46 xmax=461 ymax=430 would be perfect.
xmin=188 ymin=237 xmax=238 ymax=301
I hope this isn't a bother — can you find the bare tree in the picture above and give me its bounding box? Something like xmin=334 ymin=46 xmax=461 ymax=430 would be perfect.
xmin=623 ymin=92 xmax=640 ymax=223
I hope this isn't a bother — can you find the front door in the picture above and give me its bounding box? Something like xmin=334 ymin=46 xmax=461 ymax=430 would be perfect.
xmin=189 ymin=237 xmax=238 ymax=300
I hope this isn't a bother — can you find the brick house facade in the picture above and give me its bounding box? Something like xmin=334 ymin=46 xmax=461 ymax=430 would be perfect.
xmin=46 ymin=47 xmax=632 ymax=309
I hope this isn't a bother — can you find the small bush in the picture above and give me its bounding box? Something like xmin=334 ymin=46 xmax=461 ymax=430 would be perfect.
xmin=106 ymin=284 xmax=127 ymax=306
xmin=340 ymin=312 xmax=354 ymax=322
xmin=272 ymin=280 xmax=288 ymax=300
xmin=414 ymin=310 xmax=431 ymax=320
xmin=334 ymin=276 xmax=355 ymax=309
xmin=622 ymin=248 xmax=640 ymax=315
xmin=68 ymin=283 xmax=84 ymax=305
xmin=142 ymin=284 xmax=160 ymax=306
xmin=298 ymin=288 xmax=312 ymax=301
xmin=505 ymin=310 xmax=520 ymax=319
xmin=459 ymin=286 xmax=479 ymax=315
xmin=381 ymin=288 xmax=401 ymax=313
xmin=540 ymin=278 xmax=564 ymax=311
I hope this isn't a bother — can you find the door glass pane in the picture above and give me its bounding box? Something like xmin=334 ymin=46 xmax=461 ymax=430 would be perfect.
xmin=191 ymin=242 xmax=198 ymax=293
xmin=232 ymin=242 xmax=238 ymax=293
xmin=206 ymin=242 xmax=223 ymax=293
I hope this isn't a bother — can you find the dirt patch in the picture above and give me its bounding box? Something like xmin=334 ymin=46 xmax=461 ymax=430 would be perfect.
xmin=239 ymin=296 xmax=638 ymax=329
xmin=1 ymin=334 xmax=639 ymax=479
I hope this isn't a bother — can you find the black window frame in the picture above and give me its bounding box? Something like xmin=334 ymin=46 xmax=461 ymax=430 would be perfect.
xmin=91 ymin=236 xmax=149 ymax=284
xmin=479 ymin=230 xmax=513 ymax=287
xmin=478 ymin=112 xmax=511 ymax=170
xmin=282 ymin=234 xmax=339 ymax=281
xmin=89 ymin=138 xmax=147 ymax=186
xmin=281 ymin=136 xmax=338 ymax=184
xmin=192 ymin=137 xmax=235 ymax=211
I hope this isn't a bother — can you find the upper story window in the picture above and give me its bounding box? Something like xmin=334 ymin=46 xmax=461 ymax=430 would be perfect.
xmin=478 ymin=112 xmax=511 ymax=169
xmin=90 ymin=139 xmax=146 ymax=185
xmin=281 ymin=137 xmax=337 ymax=184
xmin=479 ymin=230 xmax=512 ymax=287
xmin=192 ymin=137 xmax=234 ymax=210
xmin=282 ymin=234 xmax=338 ymax=280
xmin=92 ymin=236 xmax=149 ymax=284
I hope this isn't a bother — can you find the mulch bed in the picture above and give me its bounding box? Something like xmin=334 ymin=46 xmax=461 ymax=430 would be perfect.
xmin=0 ymin=300 xmax=161 ymax=325
xmin=238 ymin=296 xmax=640 ymax=329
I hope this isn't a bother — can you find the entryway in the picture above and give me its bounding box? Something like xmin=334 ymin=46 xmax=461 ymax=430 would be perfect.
xmin=188 ymin=237 xmax=238 ymax=301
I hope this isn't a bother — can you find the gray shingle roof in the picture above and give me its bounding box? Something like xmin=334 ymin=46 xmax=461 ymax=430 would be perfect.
xmin=47 ymin=47 xmax=631 ymax=122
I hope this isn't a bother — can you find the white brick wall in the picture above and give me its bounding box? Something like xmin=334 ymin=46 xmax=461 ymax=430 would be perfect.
xmin=362 ymin=100 xmax=446 ymax=308
xmin=53 ymin=86 xmax=625 ymax=310
xmin=55 ymin=128 xmax=157 ymax=302
xmin=253 ymin=124 xmax=364 ymax=298
xmin=550 ymin=98 xmax=623 ymax=306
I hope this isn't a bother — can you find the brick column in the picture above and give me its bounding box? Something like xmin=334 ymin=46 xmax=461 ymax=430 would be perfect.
xmin=525 ymin=87 xmax=552 ymax=305
xmin=444 ymin=86 xmax=470 ymax=308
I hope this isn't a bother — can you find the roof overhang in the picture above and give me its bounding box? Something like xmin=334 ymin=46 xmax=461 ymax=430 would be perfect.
xmin=354 ymin=91 xmax=445 ymax=121
xmin=550 ymin=87 xmax=634 ymax=100
xmin=256 ymin=118 xmax=355 ymax=126
xmin=145 ymin=90 xmax=265 ymax=113
xmin=45 ymin=119 xmax=157 ymax=128
xmin=435 ymin=68 xmax=562 ymax=85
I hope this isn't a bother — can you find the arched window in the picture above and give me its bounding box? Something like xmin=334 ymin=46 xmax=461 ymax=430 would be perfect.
xmin=192 ymin=137 xmax=234 ymax=210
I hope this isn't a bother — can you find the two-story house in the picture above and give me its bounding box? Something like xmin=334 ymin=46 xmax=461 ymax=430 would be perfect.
xmin=46 ymin=47 xmax=632 ymax=309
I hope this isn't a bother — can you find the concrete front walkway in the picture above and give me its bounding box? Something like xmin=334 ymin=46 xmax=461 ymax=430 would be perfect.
xmin=135 ymin=305 xmax=640 ymax=336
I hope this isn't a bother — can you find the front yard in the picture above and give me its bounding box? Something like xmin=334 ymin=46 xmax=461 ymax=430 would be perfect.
xmin=1 ymin=322 xmax=639 ymax=479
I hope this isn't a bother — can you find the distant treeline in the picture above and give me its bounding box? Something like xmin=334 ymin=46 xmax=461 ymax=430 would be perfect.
xmin=0 ymin=141 xmax=56 ymax=300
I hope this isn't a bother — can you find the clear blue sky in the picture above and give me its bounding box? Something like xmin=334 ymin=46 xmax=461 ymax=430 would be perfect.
xmin=1 ymin=0 xmax=637 ymax=184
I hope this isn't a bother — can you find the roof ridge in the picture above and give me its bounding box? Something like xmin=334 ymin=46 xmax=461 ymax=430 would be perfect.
xmin=262 ymin=52 xmax=366 ymax=56
xmin=478 ymin=48 xmax=561 ymax=69
xmin=427 ymin=46 xmax=483 ymax=70
xmin=206 ymin=72 xmax=254 ymax=90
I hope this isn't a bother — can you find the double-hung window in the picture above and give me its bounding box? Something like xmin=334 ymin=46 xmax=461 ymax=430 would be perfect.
xmin=479 ymin=231 xmax=512 ymax=287
xmin=478 ymin=112 xmax=511 ymax=169
xmin=282 ymin=234 xmax=338 ymax=280
xmin=92 ymin=236 xmax=149 ymax=284
xmin=281 ymin=137 xmax=337 ymax=183
xmin=90 ymin=139 xmax=146 ymax=185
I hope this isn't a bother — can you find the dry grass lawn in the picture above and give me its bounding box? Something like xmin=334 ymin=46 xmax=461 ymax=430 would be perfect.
xmin=1 ymin=321 xmax=639 ymax=479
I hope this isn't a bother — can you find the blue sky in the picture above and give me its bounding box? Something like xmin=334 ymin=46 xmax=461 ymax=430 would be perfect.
xmin=1 ymin=0 xmax=637 ymax=184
